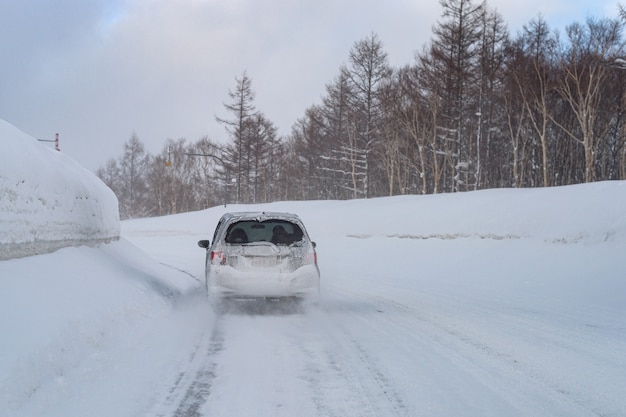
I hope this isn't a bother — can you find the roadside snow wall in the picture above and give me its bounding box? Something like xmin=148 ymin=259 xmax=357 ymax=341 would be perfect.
xmin=0 ymin=119 xmax=120 ymax=260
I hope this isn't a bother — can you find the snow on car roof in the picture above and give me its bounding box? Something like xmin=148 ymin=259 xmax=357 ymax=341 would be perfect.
xmin=220 ymin=211 xmax=303 ymax=222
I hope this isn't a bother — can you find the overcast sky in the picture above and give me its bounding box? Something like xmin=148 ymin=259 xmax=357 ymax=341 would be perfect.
xmin=0 ymin=0 xmax=620 ymax=171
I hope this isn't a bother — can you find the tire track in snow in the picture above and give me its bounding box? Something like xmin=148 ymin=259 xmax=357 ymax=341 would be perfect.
xmin=198 ymin=304 xmax=322 ymax=417
xmin=172 ymin=301 xmax=409 ymax=417
xmin=343 ymin=291 xmax=600 ymax=417
xmin=299 ymin=307 xmax=409 ymax=417
xmin=150 ymin=317 xmax=224 ymax=417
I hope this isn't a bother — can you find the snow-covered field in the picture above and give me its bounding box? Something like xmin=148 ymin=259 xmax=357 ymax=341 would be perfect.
xmin=1 ymin=120 xmax=626 ymax=416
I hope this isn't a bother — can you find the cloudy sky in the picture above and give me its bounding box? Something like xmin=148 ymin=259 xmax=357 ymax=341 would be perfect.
xmin=0 ymin=0 xmax=620 ymax=171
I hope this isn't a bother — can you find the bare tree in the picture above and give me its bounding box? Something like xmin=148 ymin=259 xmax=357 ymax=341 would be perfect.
xmin=509 ymin=16 xmax=558 ymax=187
xmin=426 ymin=0 xmax=486 ymax=191
xmin=119 ymin=133 xmax=150 ymax=219
xmin=415 ymin=47 xmax=453 ymax=194
xmin=319 ymin=72 xmax=355 ymax=199
xmin=290 ymin=106 xmax=331 ymax=200
xmin=216 ymin=71 xmax=257 ymax=203
xmin=245 ymin=114 xmax=277 ymax=203
xmin=378 ymin=79 xmax=405 ymax=196
xmin=475 ymin=6 xmax=508 ymax=189
xmin=96 ymin=158 xmax=123 ymax=209
xmin=341 ymin=32 xmax=392 ymax=198
xmin=552 ymin=17 xmax=624 ymax=182
xmin=381 ymin=67 xmax=424 ymax=195
xmin=145 ymin=150 xmax=170 ymax=216
xmin=187 ymin=136 xmax=222 ymax=208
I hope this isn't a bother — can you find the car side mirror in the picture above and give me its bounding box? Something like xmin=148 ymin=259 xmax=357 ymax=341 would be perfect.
xmin=311 ymin=241 xmax=317 ymax=249
xmin=198 ymin=240 xmax=210 ymax=249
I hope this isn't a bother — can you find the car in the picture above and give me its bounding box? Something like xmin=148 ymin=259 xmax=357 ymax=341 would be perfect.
xmin=198 ymin=212 xmax=320 ymax=310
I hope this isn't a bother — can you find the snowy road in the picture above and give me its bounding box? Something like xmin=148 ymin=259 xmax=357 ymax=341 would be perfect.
xmin=122 ymin=214 xmax=626 ymax=417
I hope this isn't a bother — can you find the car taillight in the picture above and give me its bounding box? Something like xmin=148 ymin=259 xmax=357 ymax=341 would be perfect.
xmin=210 ymin=251 xmax=226 ymax=265
xmin=303 ymin=249 xmax=317 ymax=266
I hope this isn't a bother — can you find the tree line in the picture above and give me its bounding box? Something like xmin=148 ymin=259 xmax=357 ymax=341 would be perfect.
xmin=98 ymin=0 xmax=626 ymax=219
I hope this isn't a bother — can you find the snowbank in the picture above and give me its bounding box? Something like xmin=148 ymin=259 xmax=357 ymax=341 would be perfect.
xmin=0 ymin=239 xmax=201 ymax=417
xmin=0 ymin=119 xmax=120 ymax=260
xmin=124 ymin=180 xmax=626 ymax=245
xmin=296 ymin=181 xmax=626 ymax=244
xmin=0 ymin=120 xmax=198 ymax=416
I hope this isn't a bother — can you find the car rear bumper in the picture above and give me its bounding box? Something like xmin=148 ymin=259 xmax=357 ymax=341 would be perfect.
xmin=208 ymin=264 xmax=320 ymax=300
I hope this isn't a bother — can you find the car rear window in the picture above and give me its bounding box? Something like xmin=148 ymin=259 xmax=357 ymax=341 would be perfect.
xmin=225 ymin=220 xmax=304 ymax=245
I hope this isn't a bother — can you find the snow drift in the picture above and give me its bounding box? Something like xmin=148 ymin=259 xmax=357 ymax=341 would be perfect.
xmin=0 ymin=119 xmax=120 ymax=260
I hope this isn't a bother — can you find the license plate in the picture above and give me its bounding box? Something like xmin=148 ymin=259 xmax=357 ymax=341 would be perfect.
xmin=250 ymin=256 xmax=276 ymax=267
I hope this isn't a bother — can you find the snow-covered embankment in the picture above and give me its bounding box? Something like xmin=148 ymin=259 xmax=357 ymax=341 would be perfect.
xmin=0 ymin=120 xmax=119 ymax=260
xmin=0 ymin=120 xmax=199 ymax=417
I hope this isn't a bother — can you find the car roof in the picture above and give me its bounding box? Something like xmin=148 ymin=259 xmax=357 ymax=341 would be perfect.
xmin=219 ymin=211 xmax=303 ymax=223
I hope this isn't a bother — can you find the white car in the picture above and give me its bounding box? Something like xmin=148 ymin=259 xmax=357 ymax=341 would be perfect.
xmin=198 ymin=212 xmax=320 ymax=310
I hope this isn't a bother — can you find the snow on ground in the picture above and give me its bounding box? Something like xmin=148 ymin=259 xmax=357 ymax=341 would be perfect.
xmin=121 ymin=185 xmax=626 ymax=416
xmin=1 ymin=119 xmax=626 ymax=416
